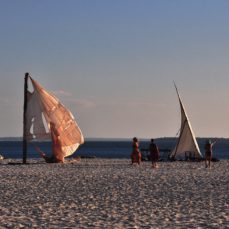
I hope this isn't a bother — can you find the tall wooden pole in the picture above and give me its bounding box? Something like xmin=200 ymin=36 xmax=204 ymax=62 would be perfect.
xmin=23 ymin=73 xmax=29 ymax=164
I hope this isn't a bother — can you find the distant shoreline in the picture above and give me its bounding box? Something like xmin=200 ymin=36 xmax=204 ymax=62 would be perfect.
xmin=0 ymin=137 xmax=229 ymax=141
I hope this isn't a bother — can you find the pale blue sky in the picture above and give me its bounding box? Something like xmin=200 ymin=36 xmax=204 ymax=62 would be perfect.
xmin=0 ymin=1 xmax=229 ymax=138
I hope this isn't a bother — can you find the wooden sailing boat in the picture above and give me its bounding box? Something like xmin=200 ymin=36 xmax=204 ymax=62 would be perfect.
xmin=22 ymin=73 xmax=84 ymax=163
xmin=170 ymin=83 xmax=202 ymax=160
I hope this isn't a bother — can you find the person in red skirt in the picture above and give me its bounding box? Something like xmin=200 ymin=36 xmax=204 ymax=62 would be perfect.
xmin=131 ymin=137 xmax=142 ymax=165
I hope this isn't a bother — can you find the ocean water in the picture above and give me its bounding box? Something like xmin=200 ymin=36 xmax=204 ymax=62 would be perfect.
xmin=0 ymin=138 xmax=228 ymax=160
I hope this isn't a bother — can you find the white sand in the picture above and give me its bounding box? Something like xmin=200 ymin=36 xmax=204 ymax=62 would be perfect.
xmin=0 ymin=159 xmax=228 ymax=228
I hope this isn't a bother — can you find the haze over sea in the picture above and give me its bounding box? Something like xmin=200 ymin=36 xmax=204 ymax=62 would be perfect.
xmin=0 ymin=138 xmax=228 ymax=160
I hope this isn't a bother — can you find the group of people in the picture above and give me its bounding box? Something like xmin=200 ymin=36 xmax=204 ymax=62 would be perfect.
xmin=35 ymin=122 xmax=216 ymax=168
xmin=131 ymin=137 xmax=217 ymax=168
xmin=131 ymin=137 xmax=159 ymax=168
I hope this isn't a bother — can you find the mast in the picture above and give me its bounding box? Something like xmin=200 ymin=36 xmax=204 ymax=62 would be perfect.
xmin=22 ymin=73 xmax=29 ymax=164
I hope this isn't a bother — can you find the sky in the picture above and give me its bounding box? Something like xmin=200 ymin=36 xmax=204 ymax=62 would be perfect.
xmin=0 ymin=1 xmax=229 ymax=139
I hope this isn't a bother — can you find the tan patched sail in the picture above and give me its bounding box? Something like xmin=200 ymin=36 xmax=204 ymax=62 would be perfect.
xmin=25 ymin=76 xmax=84 ymax=158
xmin=170 ymin=84 xmax=202 ymax=160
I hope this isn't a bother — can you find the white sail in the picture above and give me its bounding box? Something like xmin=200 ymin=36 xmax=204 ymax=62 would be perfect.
xmin=170 ymin=84 xmax=202 ymax=160
xmin=25 ymin=76 xmax=84 ymax=158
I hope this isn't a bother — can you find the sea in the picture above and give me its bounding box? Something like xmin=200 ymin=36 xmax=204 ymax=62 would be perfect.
xmin=0 ymin=138 xmax=228 ymax=160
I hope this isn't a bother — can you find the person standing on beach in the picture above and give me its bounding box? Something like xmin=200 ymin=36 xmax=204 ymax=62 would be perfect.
xmin=204 ymin=139 xmax=216 ymax=168
xmin=35 ymin=122 xmax=64 ymax=163
xmin=131 ymin=137 xmax=142 ymax=165
xmin=149 ymin=139 xmax=160 ymax=168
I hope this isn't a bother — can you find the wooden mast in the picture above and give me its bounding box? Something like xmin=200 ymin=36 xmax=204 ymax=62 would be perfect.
xmin=23 ymin=73 xmax=29 ymax=164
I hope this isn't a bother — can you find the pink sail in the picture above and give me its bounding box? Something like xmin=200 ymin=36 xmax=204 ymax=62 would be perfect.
xmin=25 ymin=76 xmax=84 ymax=158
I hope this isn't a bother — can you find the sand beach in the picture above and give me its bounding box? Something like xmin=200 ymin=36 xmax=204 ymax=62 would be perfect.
xmin=0 ymin=159 xmax=228 ymax=228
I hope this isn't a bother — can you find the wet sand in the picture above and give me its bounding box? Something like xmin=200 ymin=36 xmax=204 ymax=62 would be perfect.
xmin=0 ymin=159 xmax=228 ymax=228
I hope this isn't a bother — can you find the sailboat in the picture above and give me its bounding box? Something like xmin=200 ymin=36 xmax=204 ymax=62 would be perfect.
xmin=22 ymin=73 xmax=84 ymax=163
xmin=170 ymin=83 xmax=202 ymax=160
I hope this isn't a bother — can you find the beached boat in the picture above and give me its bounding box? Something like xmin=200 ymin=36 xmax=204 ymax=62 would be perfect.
xmin=22 ymin=73 xmax=84 ymax=163
xmin=170 ymin=84 xmax=203 ymax=161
